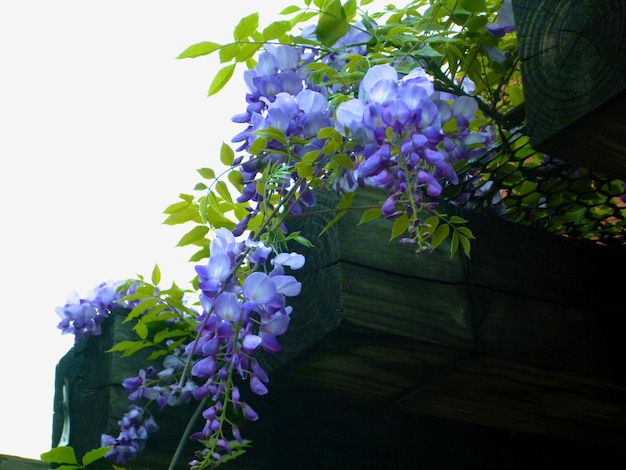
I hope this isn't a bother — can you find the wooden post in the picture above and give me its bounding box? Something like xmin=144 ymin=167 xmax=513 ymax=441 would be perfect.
xmin=512 ymin=0 xmax=626 ymax=178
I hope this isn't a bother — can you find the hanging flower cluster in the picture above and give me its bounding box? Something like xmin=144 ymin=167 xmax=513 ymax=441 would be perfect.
xmin=335 ymin=64 xmax=494 ymax=234
xmin=229 ymin=43 xmax=330 ymax=230
xmin=55 ymin=280 xmax=129 ymax=343
xmin=186 ymin=229 xmax=303 ymax=443
xmin=100 ymin=405 xmax=159 ymax=466
xmin=93 ymin=228 xmax=305 ymax=466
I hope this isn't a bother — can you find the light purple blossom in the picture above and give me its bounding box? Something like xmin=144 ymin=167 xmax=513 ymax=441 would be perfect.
xmin=486 ymin=0 xmax=516 ymax=37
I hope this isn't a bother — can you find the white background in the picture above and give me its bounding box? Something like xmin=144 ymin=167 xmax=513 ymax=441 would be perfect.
xmin=0 ymin=0 xmax=389 ymax=460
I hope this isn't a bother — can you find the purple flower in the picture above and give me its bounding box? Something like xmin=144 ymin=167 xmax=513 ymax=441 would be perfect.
xmin=101 ymin=406 xmax=159 ymax=466
xmin=213 ymin=292 xmax=243 ymax=323
xmin=243 ymin=272 xmax=277 ymax=305
xmin=271 ymin=252 xmax=305 ymax=270
xmin=486 ymin=0 xmax=516 ymax=37
xmin=240 ymin=402 xmax=259 ymax=421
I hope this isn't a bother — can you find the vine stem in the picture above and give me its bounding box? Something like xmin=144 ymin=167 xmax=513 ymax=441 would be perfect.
xmin=168 ymin=396 xmax=209 ymax=470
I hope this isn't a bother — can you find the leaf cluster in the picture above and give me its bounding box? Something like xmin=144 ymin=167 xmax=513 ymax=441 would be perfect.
xmin=106 ymin=270 xmax=197 ymax=360
xmin=40 ymin=445 xmax=116 ymax=470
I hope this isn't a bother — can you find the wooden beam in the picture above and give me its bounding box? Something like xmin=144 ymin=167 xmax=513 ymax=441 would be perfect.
xmin=0 ymin=455 xmax=48 ymax=470
xmin=512 ymin=0 xmax=626 ymax=178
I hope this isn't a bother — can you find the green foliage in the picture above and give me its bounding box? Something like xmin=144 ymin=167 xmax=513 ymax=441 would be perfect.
xmin=40 ymin=445 xmax=113 ymax=469
xmin=315 ymin=0 xmax=349 ymax=47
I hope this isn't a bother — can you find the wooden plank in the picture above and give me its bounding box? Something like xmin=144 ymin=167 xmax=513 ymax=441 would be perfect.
xmin=233 ymin=373 xmax=626 ymax=469
xmin=340 ymin=262 xmax=473 ymax=348
xmin=397 ymin=355 xmax=626 ymax=445
xmin=512 ymin=0 xmax=626 ymax=178
xmin=52 ymin=310 xmax=201 ymax=469
xmin=0 ymin=455 xmax=48 ymax=470
xmin=265 ymin=323 xmax=626 ymax=447
xmin=533 ymin=92 xmax=626 ymax=179
xmin=465 ymin=205 xmax=624 ymax=315
xmin=336 ymin=186 xmax=466 ymax=282
xmin=286 ymin=323 xmax=472 ymax=404
xmin=479 ymin=286 xmax=626 ymax=379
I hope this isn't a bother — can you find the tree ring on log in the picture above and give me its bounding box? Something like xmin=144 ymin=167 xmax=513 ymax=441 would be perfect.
xmin=513 ymin=0 xmax=626 ymax=145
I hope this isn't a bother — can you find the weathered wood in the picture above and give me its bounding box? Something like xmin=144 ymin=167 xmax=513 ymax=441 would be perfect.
xmin=233 ymin=324 xmax=626 ymax=468
xmin=0 ymin=455 xmax=48 ymax=470
xmin=398 ymin=355 xmax=626 ymax=444
xmin=278 ymin=322 xmax=626 ymax=447
xmin=52 ymin=310 xmax=200 ymax=469
xmin=512 ymin=0 xmax=626 ymax=178
xmin=340 ymin=262 xmax=473 ymax=348
xmin=530 ymin=91 xmax=626 ymax=179
xmin=53 ymin=186 xmax=626 ymax=467
xmin=258 ymin=192 xmax=342 ymax=371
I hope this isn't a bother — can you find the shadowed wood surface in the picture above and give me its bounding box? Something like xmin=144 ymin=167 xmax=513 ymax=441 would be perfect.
xmin=512 ymin=0 xmax=626 ymax=178
xmin=0 ymin=455 xmax=48 ymax=470
xmin=53 ymin=187 xmax=626 ymax=468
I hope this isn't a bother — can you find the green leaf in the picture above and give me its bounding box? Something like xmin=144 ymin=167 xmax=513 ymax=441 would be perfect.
xmin=147 ymin=349 xmax=170 ymax=361
xmin=280 ymin=5 xmax=302 ymax=14
xmin=450 ymin=231 xmax=460 ymax=256
xmin=135 ymin=321 xmax=149 ymax=340
xmin=390 ymin=213 xmax=410 ymax=240
xmin=319 ymin=210 xmax=348 ymax=237
xmin=332 ymin=152 xmax=355 ymax=170
xmin=415 ymin=44 xmax=444 ymax=58
xmin=295 ymin=160 xmax=314 ymax=179
xmin=176 ymin=41 xmax=221 ymax=59
xmin=107 ymin=340 xmax=153 ymax=357
xmin=151 ymin=264 xmax=161 ymax=286
xmin=197 ymin=167 xmax=216 ymax=180
xmin=449 ymin=215 xmax=468 ymax=224
xmin=315 ymin=0 xmax=349 ymax=47
xmin=248 ymin=136 xmax=268 ymax=155
xmin=358 ymin=207 xmax=382 ymax=225
xmin=124 ymin=298 xmax=161 ymax=323
xmin=337 ymin=191 xmax=355 ymax=210
xmin=208 ymin=63 xmax=236 ymax=96
xmin=253 ymin=126 xmax=287 ymax=145
xmin=219 ymin=43 xmax=239 ymax=63
xmin=458 ymin=233 xmax=472 ymax=258
xmin=459 ymin=0 xmax=487 ymax=13
xmin=236 ymin=42 xmax=262 ymax=62
xmin=215 ymin=180 xmax=232 ymax=203
xmin=220 ymin=142 xmax=235 ymax=166
xmin=431 ymin=223 xmax=450 ymax=249
xmin=422 ymin=216 xmax=440 ymax=234
xmin=344 ymin=0 xmax=357 ymax=19
xmin=228 ymin=169 xmax=244 ymax=190
xmin=163 ymin=205 xmax=201 ymax=225
xmin=456 ymin=226 xmax=475 ymax=239
xmin=82 ymin=446 xmax=113 ymax=466
xmin=234 ymin=13 xmax=259 ymax=41
xmin=40 ymin=446 xmax=79 ymax=465
xmin=205 ymin=205 xmax=236 ymax=230
xmin=177 ymin=225 xmax=210 ymax=247
xmin=163 ymin=200 xmax=192 ymax=215
xmin=263 ymin=20 xmax=292 ymax=40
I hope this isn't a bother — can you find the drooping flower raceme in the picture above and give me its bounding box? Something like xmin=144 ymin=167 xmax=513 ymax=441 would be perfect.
xmin=101 ymin=405 xmax=159 ymax=466
xmin=55 ymin=280 xmax=128 ymax=343
xmin=335 ymin=64 xmax=494 ymax=224
xmin=106 ymin=228 xmax=306 ymax=466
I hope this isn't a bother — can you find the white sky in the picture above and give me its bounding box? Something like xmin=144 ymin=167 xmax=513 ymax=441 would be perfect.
xmin=0 ymin=0 xmax=298 ymax=460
